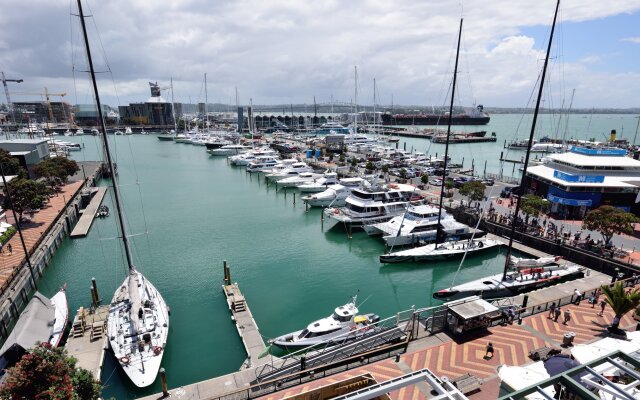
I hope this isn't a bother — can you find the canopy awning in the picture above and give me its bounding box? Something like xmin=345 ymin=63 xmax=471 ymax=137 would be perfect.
xmin=547 ymin=193 xmax=592 ymax=207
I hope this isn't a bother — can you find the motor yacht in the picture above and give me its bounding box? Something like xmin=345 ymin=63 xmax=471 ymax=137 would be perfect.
xmin=269 ymin=295 xmax=379 ymax=351
xmin=301 ymin=178 xmax=368 ymax=207
xmin=277 ymin=172 xmax=325 ymax=188
xmin=297 ymin=172 xmax=339 ymax=193
xmin=265 ymin=162 xmax=313 ymax=181
xmin=207 ymin=144 xmax=251 ymax=156
xmin=365 ymin=204 xmax=472 ymax=247
xmin=323 ymin=183 xmax=420 ymax=231
xmin=246 ymin=156 xmax=280 ymax=173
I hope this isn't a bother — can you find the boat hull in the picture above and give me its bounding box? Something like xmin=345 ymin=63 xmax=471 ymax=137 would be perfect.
xmin=157 ymin=136 xmax=174 ymax=141
xmin=380 ymin=239 xmax=501 ymax=263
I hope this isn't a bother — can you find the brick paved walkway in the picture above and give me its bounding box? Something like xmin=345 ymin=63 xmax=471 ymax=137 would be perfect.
xmin=261 ymin=285 xmax=640 ymax=400
xmin=0 ymin=181 xmax=83 ymax=292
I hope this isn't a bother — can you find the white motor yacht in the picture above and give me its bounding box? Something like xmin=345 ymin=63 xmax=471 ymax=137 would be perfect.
xmin=323 ymin=183 xmax=420 ymax=231
xmin=246 ymin=156 xmax=281 ymax=172
xmin=380 ymin=237 xmax=501 ymax=263
xmin=297 ymin=172 xmax=339 ymax=192
xmin=265 ymin=162 xmax=313 ymax=181
xmin=75 ymin=128 xmax=85 ymax=136
xmin=270 ymin=295 xmax=379 ymax=351
xmin=277 ymin=172 xmax=325 ymax=188
xmin=124 ymin=127 xmax=133 ymax=135
xmin=365 ymin=204 xmax=471 ymax=246
xmin=302 ymin=178 xmax=368 ymax=207
xmin=229 ymin=149 xmax=277 ymax=166
xmin=208 ymin=144 xmax=251 ymax=156
xmin=174 ymin=133 xmax=192 ymax=143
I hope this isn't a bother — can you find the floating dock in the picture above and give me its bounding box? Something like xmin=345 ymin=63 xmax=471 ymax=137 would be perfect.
xmin=65 ymin=305 xmax=109 ymax=380
xmin=222 ymin=282 xmax=272 ymax=369
xmin=70 ymin=187 xmax=107 ymax=238
xmin=431 ymin=135 xmax=497 ymax=144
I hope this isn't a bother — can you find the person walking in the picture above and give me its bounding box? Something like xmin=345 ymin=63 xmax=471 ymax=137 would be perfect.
xmin=484 ymin=342 xmax=494 ymax=359
xmin=548 ymin=302 xmax=556 ymax=319
xmin=554 ymin=306 xmax=562 ymax=322
xmin=6 ymin=243 xmax=11 ymax=255
xmin=573 ymin=289 xmax=582 ymax=305
xmin=563 ymin=308 xmax=572 ymax=325
xmin=599 ymin=300 xmax=607 ymax=316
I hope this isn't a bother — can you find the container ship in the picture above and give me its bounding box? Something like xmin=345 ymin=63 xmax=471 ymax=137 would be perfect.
xmin=381 ymin=105 xmax=490 ymax=126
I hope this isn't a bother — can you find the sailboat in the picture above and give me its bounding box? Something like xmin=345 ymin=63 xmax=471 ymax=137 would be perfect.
xmin=76 ymin=0 xmax=170 ymax=388
xmin=380 ymin=19 xmax=494 ymax=264
xmin=432 ymin=0 xmax=584 ymax=301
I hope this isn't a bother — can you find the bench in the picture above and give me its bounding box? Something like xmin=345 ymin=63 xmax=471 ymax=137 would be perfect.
xmin=452 ymin=373 xmax=482 ymax=394
xmin=528 ymin=346 xmax=560 ymax=361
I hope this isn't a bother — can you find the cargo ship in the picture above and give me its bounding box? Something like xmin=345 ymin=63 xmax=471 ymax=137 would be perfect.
xmin=381 ymin=105 xmax=490 ymax=126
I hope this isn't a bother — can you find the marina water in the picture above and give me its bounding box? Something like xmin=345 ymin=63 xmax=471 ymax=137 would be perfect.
xmin=36 ymin=114 xmax=638 ymax=398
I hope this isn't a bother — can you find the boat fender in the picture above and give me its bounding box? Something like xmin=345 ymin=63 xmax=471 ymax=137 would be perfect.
xmin=120 ymin=356 xmax=130 ymax=365
xmin=478 ymin=241 xmax=484 ymax=248
xmin=153 ymin=346 xmax=163 ymax=355
xmin=334 ymin=209 xmax=339 ymax=215
xmin=350 ymin=325 xmax=358 ymax=331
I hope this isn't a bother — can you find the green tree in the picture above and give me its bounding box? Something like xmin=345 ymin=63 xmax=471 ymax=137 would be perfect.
xmin=365 ymin=161 xmax=375 ymax=171
xmin=459 ymin=180 xmax=486 ymax=204
xmin=339 ymin=153 xmax=346 ymax=163
xmin=399 ymin=168 xmax=407 ymax=180
xmin=600 ymin=282 xmax=640 ymax=333
xmin=33 ymin=157 xmax=80 ymax=187
xmin=0 ymin=149 xmax=27 ymax=179
xmin=582 ymin=205 xmax=639 ymax=245
xmin=350 ymin=157 xmax=358 ymax=168
xmin=420 ymin=173 xmax=429 ymax=185
xmin=444 ymin=179 xmax=454 ymax=197
xmin=0 ymin=342 xmax=102 ymax=400
xmin=3 ymin=178 xmax=50 ymax=222
xmin=381 ymin=164 xmax=390 ymax=174
xmin=520 ymin=195 xmax=549 ymax=218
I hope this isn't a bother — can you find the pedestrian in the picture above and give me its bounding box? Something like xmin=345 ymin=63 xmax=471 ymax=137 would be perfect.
xmin=563 ymin=308 xmax=571 ymax=325
xmin=554 ymin=306 xmax=562 ymax=322
xmin=484 ymin=342 xmax=494 ymax=359
xmin=6 ymin=244 xmax=11 ymax=255
xmin=599 ymin=300 xmax=606 ymax=316
xmin=548 ymin=302 xmax=556 ymax=319
xmin=573 ymin=289 xmax=582 ymax=305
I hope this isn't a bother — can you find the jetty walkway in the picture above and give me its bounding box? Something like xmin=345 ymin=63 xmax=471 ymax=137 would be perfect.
xmin=70 ymin=186 xmax=107 ymax=238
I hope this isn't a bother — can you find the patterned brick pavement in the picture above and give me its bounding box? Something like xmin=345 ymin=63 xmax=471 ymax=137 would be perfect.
xmin=0 ymin=181 xmax=83 ymax=291
xmin=260 ymin=285 xmax=640 ymax=400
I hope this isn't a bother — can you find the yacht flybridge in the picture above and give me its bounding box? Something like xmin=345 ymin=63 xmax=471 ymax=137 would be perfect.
xmin=301 ymin=178 xmax=368 ymax=208
xmin=270 ymin=295 xmax=379 ymax=351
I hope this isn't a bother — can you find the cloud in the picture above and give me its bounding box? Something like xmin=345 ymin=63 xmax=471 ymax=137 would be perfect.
xmin=0 ymin=0 xmax=639 ymax=108
xmin=621 ymin=37 xmax=640 ymax=43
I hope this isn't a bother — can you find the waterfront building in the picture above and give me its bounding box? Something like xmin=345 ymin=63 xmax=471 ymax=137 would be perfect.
xmin=73 ymin=104 xmax=117 ymax=126
xmin=13 ymin=101 xmax=72 ymax=125
xmin=526 ymin=146 xmax=640 ymax=218
xmin=0 ymin=138 xmax=50 ymax=177
xmin=117 ymin=82 xmax=181 ymax=127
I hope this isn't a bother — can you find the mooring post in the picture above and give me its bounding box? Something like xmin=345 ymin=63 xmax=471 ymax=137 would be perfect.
xmin=223 ymin=260 xmax=229 ymax=285
xmin=160 ymin=368 xmax=169 ymax=397
xmin=293 ymin=192 xmax=296 ymax=207
xmin=91 ymin=277 xmax=100 ymax=304
xmin=90 ymin=287 xmax=98 ymax=308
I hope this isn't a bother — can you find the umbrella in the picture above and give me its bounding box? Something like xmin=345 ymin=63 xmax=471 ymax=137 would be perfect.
xmin=543 ymin=354 xmax=579 ymax=376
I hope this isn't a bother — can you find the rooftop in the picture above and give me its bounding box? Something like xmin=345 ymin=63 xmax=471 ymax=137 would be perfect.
xmin=528 ymin=164 xmax=639 ymax=188
xmin=548 ymin=152 xmax=640 ymax=168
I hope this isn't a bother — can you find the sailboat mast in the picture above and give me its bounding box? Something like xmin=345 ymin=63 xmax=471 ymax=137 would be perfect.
xmin=435 ymin=18 xmax=463 ymax=246
xmin=170 ymin=77 xmax=177 ymax=133
xmin=77 ymin=0 xmax=135 ymax=271
xmin=204 ymin=73 xmax=208 ymax=133
xmin=503 ymin=0 xmax=561 ymax=281
xmin=354 ymin=66 xmax=358 ymax=134
xmin=373 ymin=78 xmax=377 ymax=132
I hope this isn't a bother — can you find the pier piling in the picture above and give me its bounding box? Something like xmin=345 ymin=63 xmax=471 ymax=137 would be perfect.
xmin=91 ymin=277 xmax=101 ymax=304
xmin=293 ymin=192 xmax=296 ymax=207
xmin=223 ymin=260 xmax=231 ymax=285
xmin=160 ymin=368 xmax=169 ymax=397
xmin=90 ymin=287 xmax=97 ymax=308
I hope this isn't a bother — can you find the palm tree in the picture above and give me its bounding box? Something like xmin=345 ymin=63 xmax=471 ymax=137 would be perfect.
xmin=600 ymin=282 xmax=640 ymax=334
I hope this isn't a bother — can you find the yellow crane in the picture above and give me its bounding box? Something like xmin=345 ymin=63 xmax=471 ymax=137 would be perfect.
xmin=12 ymin=88 xmax=67 ymax=126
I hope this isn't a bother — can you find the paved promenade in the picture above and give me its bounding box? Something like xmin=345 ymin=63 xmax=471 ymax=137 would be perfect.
xmin=0 ymin=180 xmax=84 ymax=292
xmin=260 ymin=286 xmax=640 ymax=400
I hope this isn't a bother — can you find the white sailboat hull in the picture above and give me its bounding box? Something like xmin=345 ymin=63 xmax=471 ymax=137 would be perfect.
xmin=49 ymin=288 xmax=69 ymax=348
xmin=380 ymin=238 xmax=501 ymax=263
xmin=108 ymin=270 xmax=170 ymax=388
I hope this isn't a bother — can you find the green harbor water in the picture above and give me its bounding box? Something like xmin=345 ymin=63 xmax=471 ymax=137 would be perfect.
xmin=35 ymin=114 xmax=638 ymax=398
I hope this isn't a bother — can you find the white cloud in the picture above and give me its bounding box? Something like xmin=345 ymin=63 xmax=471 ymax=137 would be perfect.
xmin=0 ymin=0 xmax=639 ymax=108
xmin=621 ymin=37 xmax=640 ymax=43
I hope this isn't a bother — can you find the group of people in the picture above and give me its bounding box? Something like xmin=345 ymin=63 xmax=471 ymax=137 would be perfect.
xmin=0 ymin=243 xmax=13 ymax=255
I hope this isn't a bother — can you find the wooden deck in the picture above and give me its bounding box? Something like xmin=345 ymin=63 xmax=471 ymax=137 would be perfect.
xmin=65 ymin=305 xmax=109 ymax=380
xmin=70 ymin=187 xmax=107 ymax=238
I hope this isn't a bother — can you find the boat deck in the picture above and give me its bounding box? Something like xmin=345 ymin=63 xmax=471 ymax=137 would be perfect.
xmin=70 ymin=187 xmax=107 ymax=238
xmin=65 ymin=305 xmax=109 ymax=380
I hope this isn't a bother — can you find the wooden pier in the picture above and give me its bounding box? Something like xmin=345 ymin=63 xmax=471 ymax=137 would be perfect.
xmin=70 ymin=187 xmax=107 ymax=238
xmin=223 ymin=281 xmax=272 ymax=369
xmin=65 ymin=305 xmax=109 ymax=380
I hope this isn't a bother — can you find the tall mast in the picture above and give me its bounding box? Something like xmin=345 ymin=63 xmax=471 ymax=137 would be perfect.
xmin=204 ymin=73 xmax=208 ymax=133
xmin=170 ymin=77 xmax=177 ymax=133
xmin=373 ymin=78 xmax=377 ymax=130
xmin=435 ymin=18 xmax=463 ymax=246
xmin=354 ymin=66 xmax=358 ymax=134
xmin=77 ymin=0 xmax=135 ymax=271
xmin=503 ymin=0 xmax=561 ymax=280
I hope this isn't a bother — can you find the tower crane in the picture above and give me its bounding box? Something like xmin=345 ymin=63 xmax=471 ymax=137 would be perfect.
xmin=1 ymin=72 xmax=24 ymax=125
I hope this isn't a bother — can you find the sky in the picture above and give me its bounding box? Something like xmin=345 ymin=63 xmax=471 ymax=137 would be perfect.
xmin=1 ymin=0 xmax=639 ymax=109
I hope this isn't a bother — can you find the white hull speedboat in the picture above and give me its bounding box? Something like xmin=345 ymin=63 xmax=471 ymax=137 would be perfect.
xmin=297 ymin=173 xmax=338 ymax=193
xmin=208 ymin=145 xmax=250 ymax=156
xmin=380 ymin=238 xmax=501 ymax=263
xmin=509 ymin=255 xmax=562 ymax=268
xmin=108 ymin=270 xmax=170 ymax=388
xmin=265 ymin=162 xmax=313 ymax=181
xmin=433 ymin=264 xmax=585 ymax=301
xmin=270 ymin=296 xmax=379 ymax=351
xmin=49 ymin=287 xmax=69 ymax=348
xmin=277 ymin=172 xmax=324 ymax=188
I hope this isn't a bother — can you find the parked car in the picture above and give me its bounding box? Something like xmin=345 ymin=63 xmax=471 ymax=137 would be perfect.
xmin=500 ymin=185 xmax=521 ymax=198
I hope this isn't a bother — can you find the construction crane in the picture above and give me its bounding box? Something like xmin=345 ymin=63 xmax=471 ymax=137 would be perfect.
xmin=1 ymin=72 xmax=24 ymax=125
xmin=12 ymin=88 xmax=67 ymax=126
